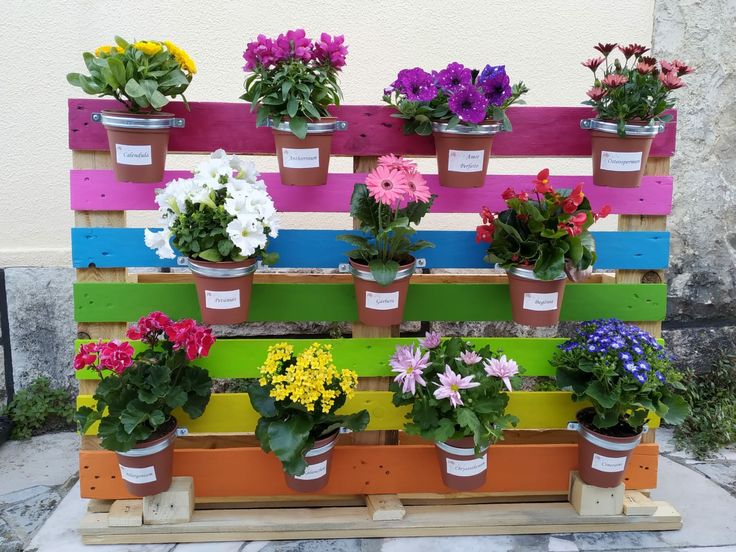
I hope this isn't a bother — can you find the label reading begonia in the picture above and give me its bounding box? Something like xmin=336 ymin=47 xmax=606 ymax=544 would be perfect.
xmin=119 ymin=465 xmax=157 ymax=484
xmin=591 ymin=453 xmax=628 ymax=473
xmin=115 ymin=144 xmax=152 ymax=166
xmin=294 ymin=460 xmax=328 ymax=480
xmin=447 ymin=149 xmax=485 ymax=172
xmin=204 ymin=289 xmax=241 ymax=310
xmin=282 ymin=148 xmax=320 ymax=169
xmin=522 ymin=292 xmax=559 ymax=311
xmin=446 ymin=455 xmax=488 ymax=477
xmin=365 ymin=291 xmax=399 ymax=311
xmin=600 ymin=151 xmax=643 ymax=172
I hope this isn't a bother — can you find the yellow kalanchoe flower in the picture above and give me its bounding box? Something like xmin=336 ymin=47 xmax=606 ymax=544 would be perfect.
xmin=164 ymin=40 xmax=197 ymax=74
xmin=133 ymin=40 xmax=163 ymax=56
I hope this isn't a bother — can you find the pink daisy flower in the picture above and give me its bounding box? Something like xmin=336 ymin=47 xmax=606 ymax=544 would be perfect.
xmin=483 ymin=355 xmax=519 ymax=392
xmin=456 ymin=350 xmax=483 ymax=365
xmin=366 ymin=165 xmax=408 ymax=205
xmin=377 ymin=154 xmax=417 ymax=172
xmin=433 ymin=365 xmax=480 ymax=408
xmin=390 ymin=344 xmax=430 ymax=395
xmin=404 ymin=171 xmax=432 ymax=203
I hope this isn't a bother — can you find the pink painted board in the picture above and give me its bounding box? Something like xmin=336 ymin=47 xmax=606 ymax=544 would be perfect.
xmin=68 ymin=99 xmax=677 ymax=157
xmin=70 ymin=170 xmax=673 ymax=215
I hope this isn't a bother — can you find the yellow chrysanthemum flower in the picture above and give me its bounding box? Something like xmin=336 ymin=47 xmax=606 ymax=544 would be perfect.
xmin=133 ymin=40 xmax=163 ymax=56
xmin=95 ymin=45 xmax=124 ymax=57
xmin=164 ymin=40 xmax=197 ymax=74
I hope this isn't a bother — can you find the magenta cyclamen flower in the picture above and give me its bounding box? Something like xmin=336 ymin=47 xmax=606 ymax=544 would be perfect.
xmin=456 ymin=350 xmax=483 ymax=365
xmin=390 ymin=345 xmax=430 ymax=395
xmin=392 ymin=68 xmax=437 ymax=102
xmin=436 ymin=62 xmax=472 ymax=94
xmin=274 ymin=29 xmax=312 ymax=62
xmin=313 ymin=33 xmax=348 ymax=69
xmin=420 ymin=331 xmax=442 ymax=349
xmin=243 ymin=34 xmax=277 ymax=71
xmin=478 ymin=65 xmax=512 ymax=107
xmin=433 ymin=365 xmax=480 ymax=408
xmin=483 ymin=354 xmax=519 ymax=392
xmin=448 ymin=85 xmax=489 ymax=124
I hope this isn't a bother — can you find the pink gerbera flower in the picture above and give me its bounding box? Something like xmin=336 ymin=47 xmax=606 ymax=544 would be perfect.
xmin=378 ymin=154 xmax=417 ymax=172
xmin=483 ymin=354 xmax=519 ymax=392
xmin=366 ymin=165 xmax=408 ymax=205
xmin=433 ymin=365 xmax=480 ymax=408
xmin=390 ymin=344 xmax=430 ymax=395
xmin=404 ymin=171 xmax=431 ymax=203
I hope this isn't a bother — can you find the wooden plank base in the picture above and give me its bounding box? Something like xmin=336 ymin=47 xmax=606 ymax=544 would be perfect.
xmin=79 ymin=493 xmax=682 ymax=544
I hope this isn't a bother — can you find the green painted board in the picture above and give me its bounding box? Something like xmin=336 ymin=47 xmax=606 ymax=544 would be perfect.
xmin=75 ymin=336 xmax=664 ymax=380
xmin=74 ymin=282 xmax=666 ymax=323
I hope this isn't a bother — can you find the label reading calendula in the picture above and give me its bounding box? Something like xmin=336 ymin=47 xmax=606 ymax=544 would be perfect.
xmin=523 ymin=292 xmax=559 ymax=311
xmin=591 ymin=453 xmax=628 ymax=473
xmin=282 ymin=148 xmax=320 ymax=168
xmin=446 ymin=455 xmax=488 ymax=477
xmin=365 ymin=291 xmax=399 ymax=311
xmin=294 ymin=460 xmax=328 ymax=480
xmin=600 ymin=151 xmax=643 ymax=172
xmin=205 ymin=289 xmax=241 ymax=310
xmin=448 ymin=149 xmax=485 ymax=172
xmin=119 ymin=465 xmax=157 ymax=484
xmin=116 ymin=144 xmax=152 ymax=166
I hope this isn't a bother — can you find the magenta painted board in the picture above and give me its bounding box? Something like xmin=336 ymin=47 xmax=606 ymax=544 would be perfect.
xmin=70 ymin=170 xmax=673 ymax=215
xmin=68 ymin=99 xmax=677 ymax=157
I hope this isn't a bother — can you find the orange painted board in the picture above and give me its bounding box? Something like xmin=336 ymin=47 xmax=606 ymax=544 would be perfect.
xmin=79 ymin=443 xmax=658 ymax=499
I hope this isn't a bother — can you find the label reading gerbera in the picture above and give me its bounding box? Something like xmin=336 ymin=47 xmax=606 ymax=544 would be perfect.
xmin=591 ymin=453 xmax=628 ymax=473
xmin=446 ymin=455 xmax=488 ymax=477
xmin=204 ymin=289 xmax=241 ymax=310
xmin=523 ymin=292 xmax=559 ymax=311
xmin=282 ymin=147 xmax=320 ymax=169
xmin=119 ymin=465 xmax=157 ymax=484
xmin=365 ymin=291 xmax=400 ymax=311
xmin=448 ymin=149 xmax=485 ymax=172
xmin=115 ymin=144 xmax=152 ymax=166
xmin=600 ymin=151 xmax=643 ymax=172
xmin=294 ymin=460 xmax=328 ymax=481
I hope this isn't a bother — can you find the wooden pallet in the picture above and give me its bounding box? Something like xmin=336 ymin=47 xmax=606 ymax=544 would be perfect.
xmin=80 ymin=486 xmax=681 ymax=544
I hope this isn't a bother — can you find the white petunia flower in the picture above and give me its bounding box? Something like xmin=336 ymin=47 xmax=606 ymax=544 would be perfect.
xmin=144 ymin=228 xmax=176 ymax=259
xmin=229 ymin=155 xmax=259 ymax=183
xmin=226 ymin=217 xmax=267 ymax=257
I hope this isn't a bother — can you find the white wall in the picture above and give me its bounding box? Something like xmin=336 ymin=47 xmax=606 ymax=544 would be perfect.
xmin=0 ymin=0 xmax=654 ymax=266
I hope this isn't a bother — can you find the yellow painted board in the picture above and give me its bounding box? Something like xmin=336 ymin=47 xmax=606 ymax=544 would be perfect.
xmin=77 ymin=391 xmax=659 ymax=435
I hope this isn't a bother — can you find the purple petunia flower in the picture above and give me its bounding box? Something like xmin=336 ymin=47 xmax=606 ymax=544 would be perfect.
xmin=392 ymin=68 xmax=437 ymax=102
xmin=436 ymin=62 xmax=472 ymax=94
xmin=478 ymin=64 xmax=512 ymax=106
xmin=448 ymin=85 xmax=489 ymax=124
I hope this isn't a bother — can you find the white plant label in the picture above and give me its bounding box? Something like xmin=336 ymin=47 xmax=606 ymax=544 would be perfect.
xmin=205 ymin=289 xmax=241 ymax=310
xmin=282 ymin=147 xmax=320 ymax=168
xmin=591 ymin=453 xmax=628 ymax=473
xmin=448 ymin=149 xmax=485 ymax=172
xmin=365 ymin=291 xmax=399 ymax=311
xmin=600 ymin=151 xmax=643 ymax=172
xmin=294 ymin=460 xmax=328 ymax=480
xmin=446 ymin=455 xmax=488 ymax=477
xmin=119 ymin=465 xmax=157 ymax=484
xmin=115 ymin=144 xmax=152 ymax=166
xmin=523 ymin=292 xmax=559 ymax=311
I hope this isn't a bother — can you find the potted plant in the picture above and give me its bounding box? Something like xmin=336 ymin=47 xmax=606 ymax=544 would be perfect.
xmin=580 ymin=42 xmax=693 ymax=187
xmin=384 ymin=63 xmax=528 ymax=188
xmin=336 ymin=155 xmax=435 ymax=326
xmin=74 ymin=311 xmax=213 ymax=497
xmin=390 ymin=332 xmax=521 ymax=490
xmin=247 ymin=342 xmax=369 ymax=492
xmin=67 ymin=37 xmax=196 ymax=183
xmin=145 ymin=149 xmax=280 ymax=325
xmin=477 ymin=169 xmax=611 ymax=327
xmin=552 ymin=319 xmax=689 ymax=487
xmin=240 ymin=29 xmax=348 ymax=186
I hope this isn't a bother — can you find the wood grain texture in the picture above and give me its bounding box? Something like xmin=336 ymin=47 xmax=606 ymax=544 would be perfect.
xmin=68 ymin=100 xmax=677 ymax=157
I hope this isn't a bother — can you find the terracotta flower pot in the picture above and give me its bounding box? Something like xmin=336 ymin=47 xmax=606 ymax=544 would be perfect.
xmin=349 ymin=257 xmax=414 ymax=327
xmin=575 ymin=408 xmax=642 ymax=488
xmin=581 ymin=119 xmax=664 ymax=188
xmin=116 ymin=417 xmax=177 ymax=497
xmin=93 ymin=110 xmax=184 ymax=183
xmin=271 ymin=118 xmax=346 ymax=186
xmin=431 ymin=120 xmax=503 ymax=188
xmin=506 ymin=267 xmax=567 ymax=327
xmin=187 ymin=258 xmax=257 ymax=325
xmin=435 ymin=437 xmax=489 ymax=491
xmin=284 ymin=431 xmax=339 ymax=492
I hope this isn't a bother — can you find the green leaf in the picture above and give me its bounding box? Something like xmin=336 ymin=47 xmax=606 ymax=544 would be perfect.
xmin=434 ymin=418 xmax=456 ymax=442
xmin=197 ymin=248 xmax=223 ymax=262
xmin=457 ymin=408 xmax=481 ymax=434
xmin=107 ymin=57 xmax=126 ymax=89
xmin=287 ymin=96 xmax=298 ymax=118
xmin=267 ymin=415 xmax=312 ymax=464
xmin=247 ymin=384 xmax=278 ymax=417
xmin=149 ymin=90 xmax=168 ymax=110
xmin=661 ymin=394 xmax=690 ymax=425
xmin=120 ymin=401 xmax=148 ymax=434
xmin=124 ymin=78 xmax=146 ymax=98
xmin=584 ymin=381 xmax=618 ymax=409
xmin=255 ymin=418 xmax=272 ymax=453
xmin=341 ymin=410 xmax=370 ymax=432
xmin=288 ymin=117 xmax=308 ymax=139
xmin=369 ymin=259 xmax=399 ymax=286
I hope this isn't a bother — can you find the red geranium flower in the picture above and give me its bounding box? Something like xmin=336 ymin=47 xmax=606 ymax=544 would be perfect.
xmin=479 ymin=206 xmax=494 ymax=224
xmin=98 ymin=340 xmax=135 ymax=375
xmin=501 ymin=187 xmax=516 ymax=200
xmin=73 ymin=342 xmax=100 ymax=371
